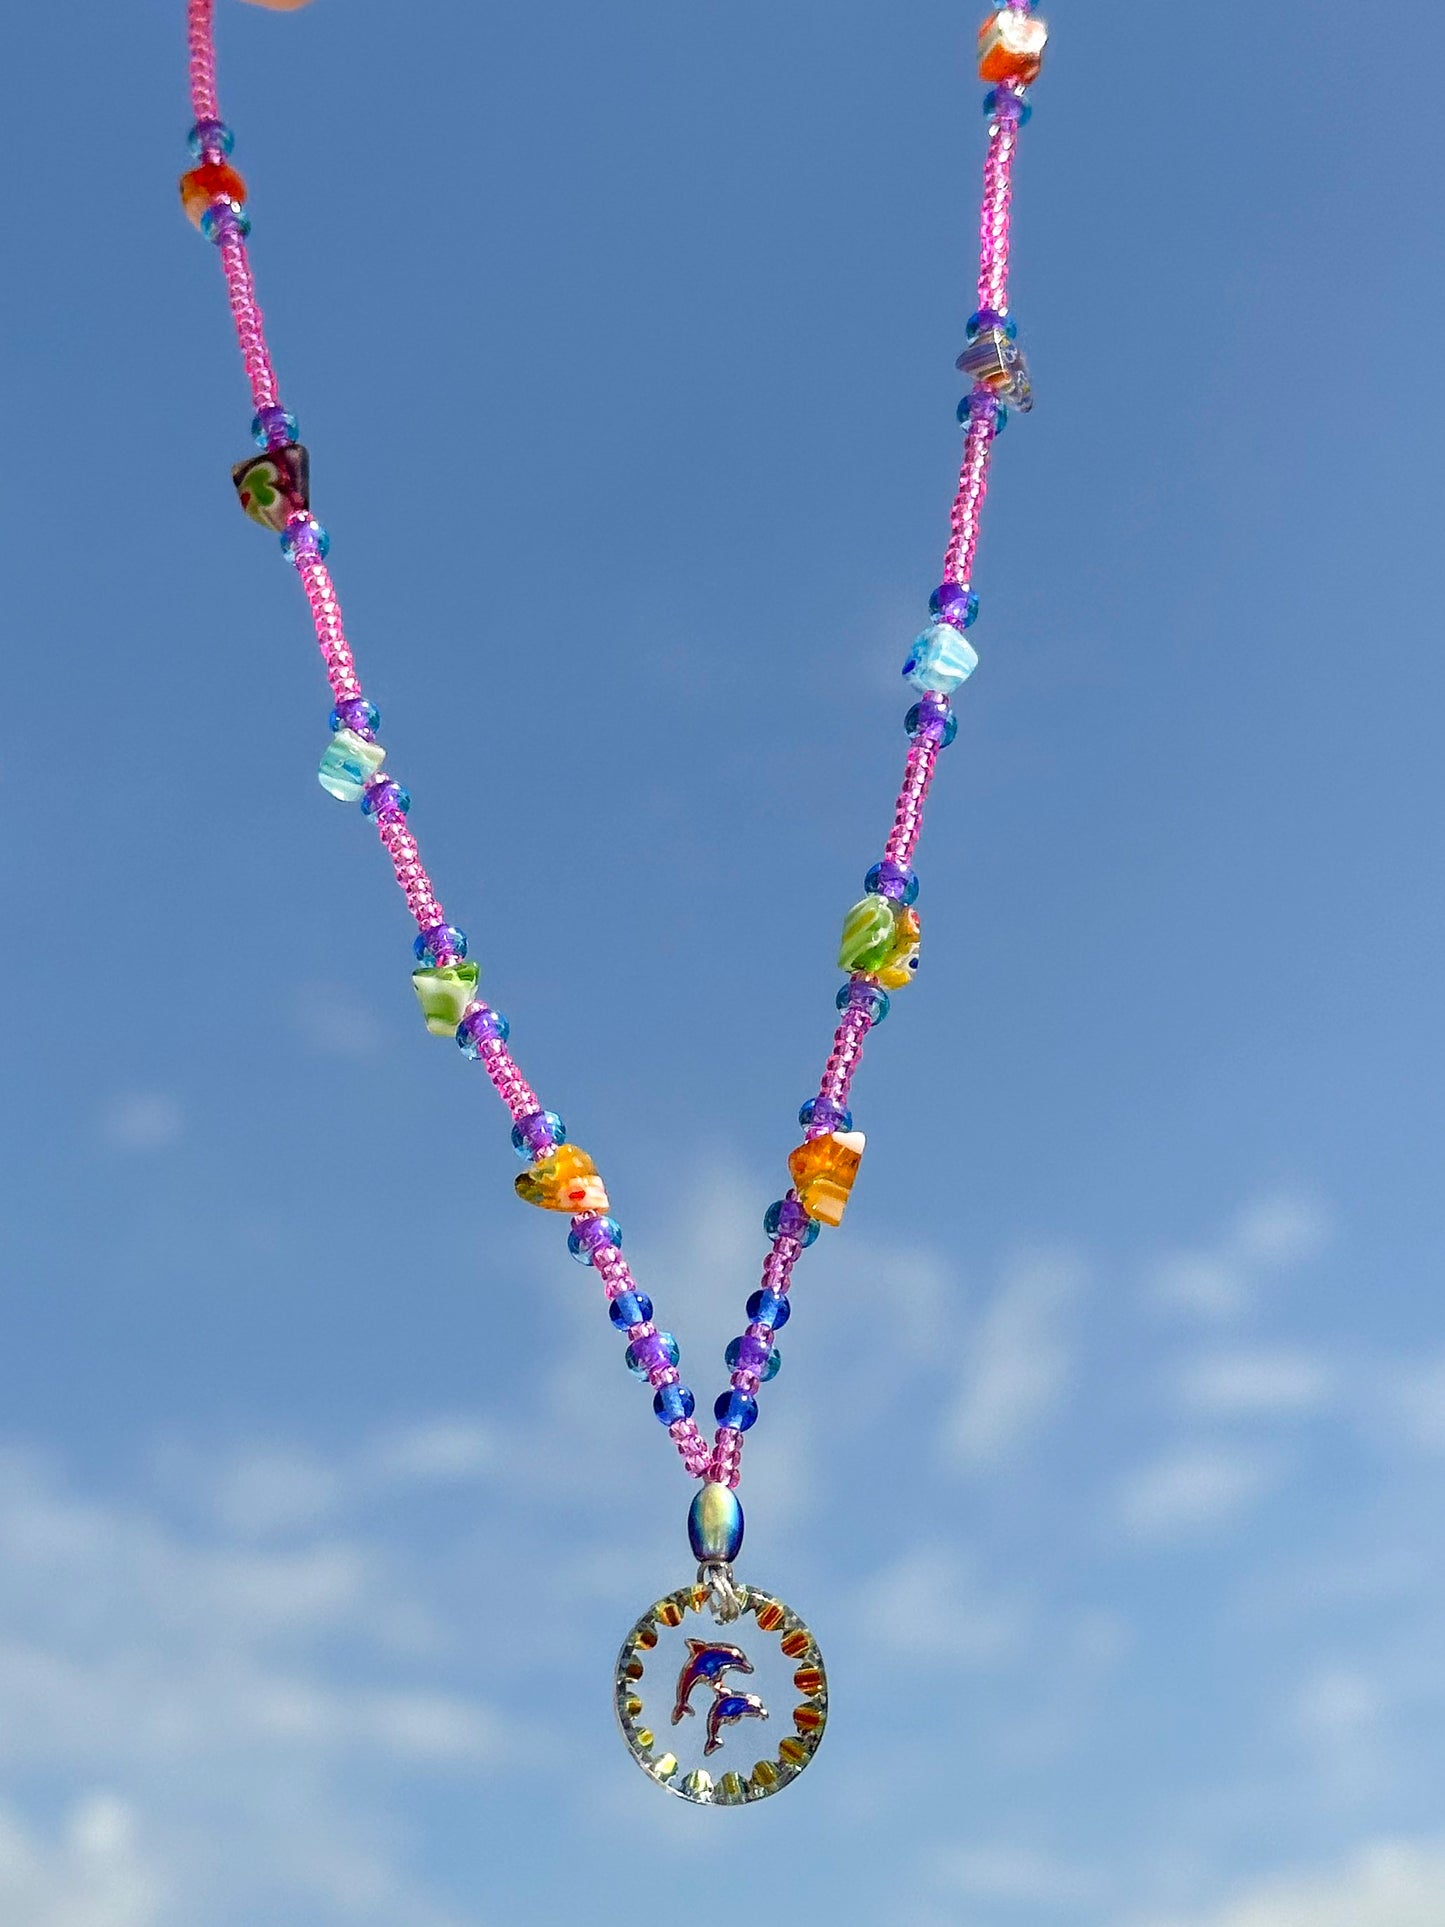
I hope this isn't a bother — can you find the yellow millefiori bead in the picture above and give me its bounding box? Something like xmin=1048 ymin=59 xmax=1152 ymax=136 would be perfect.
xmin=787 ymin=1130 xmax=866 ymax=1229
xmin=875 ymin=906 xmax=921 ymax=989
xmin=514 ymin=1144 xmax=610 ymax=1214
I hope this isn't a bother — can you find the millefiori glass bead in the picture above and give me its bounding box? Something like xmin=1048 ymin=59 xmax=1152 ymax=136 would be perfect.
xmin=317 ymin=726 xmax=385 ymax=802
xmin=688 ymin=1482 xmax=745 ymax=1563
xmin=654 ymin=1384 xmax=696 ymax=1426
xmin=956 ymin=328 xmax=1033 ymax=413
xmin=411 ymin=960 xmax=480 ymax=1036
xmin=179 ymin=159 xmax=246 ymax=226
xmin=514 ymin=1144 xmax=609 ymax=1214
xmin=252 ymin=405 xmax=299 ymax=449
xmin=511 ymin=1111 xmax=566 ymax=1159
xmin=876 ymin=905 xmax=920 ymax=988
xmin=187 ymin=119 xmax=235 ymax=160
xmin=714 ymin=1389 xmax=758 ymax=1432
xmin=727 ymin=1335 xmax=781 ymax=1383
xmin=763 ymin=1198 xmax=820 ymax=1247
xmin=568 ymin=1214 xmax=621 ymax=1262
xmin=747 ymin=1287 xmax=791 ymax=1331
xmin=232 ymin=444 xmax=310 ymax=533
xmin=280 ymin=515 xmax=329 ymax=561
xmin=361 ymin=777 xmax=409 ymax=817
xmin=977 ymin=8 xmax=1048 ymax=84
xmin=929 ymin=582 xmax=980 ymax=629
xmin=608 ymin=1290 xmax=653 ymax=1329
xmin=456 ymin=1003 xmax=508 ymax=1054
xmin=905 ymin=692 xmax=958 ymax=747
xmin=865 ymin=859 xmax=919 ymax=905
xmin=838 ymin=896 xmax=897 ymax=974
xmin=799 ymin=1096 xmax=853 ymax=1134
xmin=627 ymin=1331 xmax=679 ymax=1378
xmin=836 ymin=979 xmax=890 ymax=1024
xmin=903 ymin=621 xmax=979 ymax=696
xmin=787 ymin=1130 xmax=866 ymax=1228
xmin=330 ymin=697 xmax=379 ymax=739
xmin=414 ymin=924 xmax=468 ymax=965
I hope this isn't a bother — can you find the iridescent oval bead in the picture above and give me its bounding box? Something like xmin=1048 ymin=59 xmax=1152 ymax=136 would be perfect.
xmin=836 ymin=979 xmax=891 ymax=1025
xmin=414 ymin=924 xmax=468 ymax=965
xmin=456 ymin=1003 xmax=509 ymax=1054
xmin=928 ymin=582 xmax=979 ymax=630
xmin=727 ymin=1335 xmax=781 ymax=1383
xmin=905 ymin=693 xmax=959 ymax=748
xmin=746 ymin=1287 xmax=791 ymax=1331
xmin=279 ymin=516 xmax=329 ymax=561
xmin=360 ymin=778 xmax=409 ymax=817
xmin=627 ymin=1330 xmax=679 ymax=1378
xmin=609 ymin=1291 xmax=653 ymax=1330
xmin=329 ymin=697 xmax=379 ymax=739
xmin=903 ymin=621 xmax=979 ymax=696
xmin=654 ymin=1383 xmax=695 ymax=1426
xmin=865 ymin=860 xmax=919 ymax=906
xmin=763 ymin=1198 xmax=820 ymax=1247
xmin=799 ymin=1096 xmax=852 ymax=1134
xmin=688 ymin=1482 xmax=745 ymax=1563
xmin=714 ymin=1389 xmax=758 ymax=1432
xmin=511 ymin=1111 xmax=566 ymax=1160
xmin=568 ymin=1215 xmax=621 ymax=1263
xmin=187 ymin=119 xmax=235 ymax=160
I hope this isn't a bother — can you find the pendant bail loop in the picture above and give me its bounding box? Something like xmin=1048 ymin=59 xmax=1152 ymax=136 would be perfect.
xmin=698 ymin=1559 xmax=746 ymax=1623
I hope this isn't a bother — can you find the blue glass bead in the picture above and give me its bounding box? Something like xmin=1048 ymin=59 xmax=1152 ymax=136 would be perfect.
xmin=747 ymin=1287 xmax=791 ymax=1331
xmin=837 ymin=979 xmax=891 ymax=1024
xmin=279 ymin=516 xmax=329 ymax=561
xmin=511 ymin=1111 xmax=566 ymax=1159
xmin=187 ymin=119 xmax=235 ymax=159
xmin=414 ymin=924 xmax=468 ymax=965
xmin=568 ymin=1214 xmax=621 ymax=1262
xmin=715 ymin=1389 xmax=758 ymax=1432
xmin=654 ymin=1383 xmax=695 ymax=1426
xmin=360 ymin=778 xmax=409 ymax=817
xmin=688 ymin=1482 xmax=744 ymax=1563
xmin=904 ymin=622 xmax=979 ymax=696
xmin=201 ymin=203 xmax=250 ymax=243
xmin=956 ymin=393 xmax=1008 ymax=434
xmin=609 ymin=1291 xmax=653 ymax=1330
xmin=966 ymin=307 xmax=1017 ymax=342
xmin=627 ymin=1330 xmax=679 ymax=1377
xmin=727 ymin=1336 xmax=782 ymax=1383
xmin=764 ymin=1198 xmax=820 ymax=1247
xmin=456 ymin=1003 xmax=509 ymax=1054
xmin=799 ymin=1096 xmax=853 ymax=1134
xmin=905 ymin=694 xmax=959 ymax=748
xmin=865 ymin=860 xmax=920 ymax=906
xmin=330 ymin=697 xmax=379 ymax=739
xmin=929 ymin=582 xmax=979 ymax=630
xmin=253 ymin=405 xmax=299 ymax=449
xmin=984 ymin=87 xmax=1033 ymax=127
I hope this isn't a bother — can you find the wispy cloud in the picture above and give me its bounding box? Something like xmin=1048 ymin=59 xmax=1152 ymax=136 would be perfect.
xmin=1114 ymin=1445 xmax=1285 ymax=1541
xmin=98 ymin=1094 xmax=183 ymax=1154
xmin=1176 ymin=1349 xmax=1337 ymax=1417
xmin=940 ymin=1247 xmax=1087 ymax=1468
xmin=853 ymin=1543 xmax=1023 ymax=1664
xmin=0 ymin=1796 xmax=166 ymax=1927
xmin=1146 ymin=1191 xmax=1332 ymax=1323
xmin=1130 ymin=1837 xmax=1445 ymax=1927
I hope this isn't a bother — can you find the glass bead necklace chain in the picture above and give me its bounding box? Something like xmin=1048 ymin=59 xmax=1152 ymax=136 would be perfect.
xmin=180 ymin=0 xmax=1049 ymax=1806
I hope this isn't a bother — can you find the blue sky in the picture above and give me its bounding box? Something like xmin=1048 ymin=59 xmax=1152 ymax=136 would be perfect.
xmin=1 ymin=0 xmax=1444 ymax=1920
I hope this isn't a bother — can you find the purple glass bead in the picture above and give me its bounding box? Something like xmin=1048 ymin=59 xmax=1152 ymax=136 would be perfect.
xmin=187 ymin=118 xmax=235 ymax=160
xmin=626 ymin=1329 xmax=676 ymax=1376
xmin=905 ymin=691 xmax=959 ymax=749
xmin=837 ymin=979 xmax=891 ymax=1024
xmin=200 ymin=202 xmax=250 ymax=244
xmin=864 ymin=859 xmax=920 ymax=905
xmin=568 ymin=1214 xmax=621 ymax=1262
xmin=252 ymin=404 xmax=299 ymax=450
xmin=966 ymin=307 xmax=1017 ymax=341
xmin=360 ymin=777 xmax=409 ymax=818
xmin=799 ymin=1096 xmax=853 ymax=1134
xmin=733 ymin=1333 xmax=772 ymax=1376
xmin=511 ymin=1110 xmax=566 ymax=1159
xmin=984 ymin=86 xmax=1033 ymax=129
xmin=279 ymin=515 xmax=329 ymax=561
xmin=456 ymin=1003 xmax=509 ymax=1054
xmin=330 ymin=696 xmax=380 ymax=740
xmin=764 ymin=1196 xmax=815 ymax=1243
xmin=928 ymin=582 xmax=980 ymax=630
xmin=415 ymin=924 xmax=468 ymax=965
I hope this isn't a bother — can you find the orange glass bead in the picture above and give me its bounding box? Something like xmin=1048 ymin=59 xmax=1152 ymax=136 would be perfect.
xmin=787 ymin=1130 xmax=866 ymax=1229
xmin=977 ymin=9 xmax=1048 ymax=85
xmin=179 ymin=160 xmax=247 ymax=228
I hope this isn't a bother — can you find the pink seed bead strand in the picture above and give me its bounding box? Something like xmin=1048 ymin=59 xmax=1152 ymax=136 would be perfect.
xmin=187 ymin=0 xmax=220 ymax=124
xmin=978 ymin=85 xmax=1025 ymax=318
xmin=943 ymin=408 xmax=999 ymax=594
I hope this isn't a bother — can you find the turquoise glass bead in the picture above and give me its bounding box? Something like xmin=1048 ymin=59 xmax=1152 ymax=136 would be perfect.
xmin=626 ymin=1331 xmax=679 ymax=1378
xmin=727 ymin=1336 xmax=781 ymax=1383
xmin=318 ymin=727 xmax=386 ymax=802
xmin=903 ymin=622 xmax=979 ymax=695
xmin=688 ymin=1482 xmax=745 ymax=1563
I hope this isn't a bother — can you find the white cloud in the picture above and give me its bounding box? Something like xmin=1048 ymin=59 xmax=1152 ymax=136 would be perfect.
xmin=1150 ymin=1252 xmax=1248 ymax=1321
xmin=1147 ymin=1191 xmax=1332 ymax=1323
xmin=941 ymin=1248 xmax=1086 ymax=1467
xmin=1228 ymin=1193 xmax=1332 ymax=1269
xmin=853 ymin=1544 xmax=1022 ymax=1663
xmin=292 ymin=983 xmax=386 ymax=1058
xmin=1387 ymin=1350 xmax=1445 ymax=1451
xmin=364 ymin=1417 xmax=493 ymax=1486
xmin=99 ymin=1093 xmax=183 ymax=1153
xmin=1114 ymin=1446 xmax=1283 ymax=1541
xmin=0 ymin=1795 xmax=166 ymax=1927
xmin=1177 ymin=1350 xmax=1336 ymax=1417
xmin=1132 ymin=1837 xmax=1445 ymax=1927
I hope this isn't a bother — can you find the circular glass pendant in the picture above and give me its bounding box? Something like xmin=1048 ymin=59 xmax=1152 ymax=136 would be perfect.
xmin=614 ymin=1578 xmax=828 ymax=1805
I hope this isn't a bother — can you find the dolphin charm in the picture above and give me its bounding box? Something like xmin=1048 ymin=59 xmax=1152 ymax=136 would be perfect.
xmin=704 ymin=1690 xmax=769 ymax=1755
xmin=671 ymin=1640 xmax=753 ymax=1725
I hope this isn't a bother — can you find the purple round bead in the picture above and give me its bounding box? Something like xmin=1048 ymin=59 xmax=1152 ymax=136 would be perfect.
xmin=928 ymin=582 xmax=979 ymax=630
xmin=361 ymin=777 xmax=409 ymax=818
xmin=415 ymin=923 xmax=468 ymax=965
xmin=799 ymin=1096 xmax=853 ymax=1134
xmin=279 ymin=515 xmax=328 ymax=561
xmin=456 ymin=1003 xmax=508 ymax=1054
xmin=767 ymin=1197 xmax=813 ymax=1241
xmin=628 ymin=1330 xmax=674 ymax=1376
xmin=734 ymin=1333 xmax=773 ymax=1376
xmin=252 ymin=404 xmax=299 ymax=450
xmin=511 ymin=1110 xmax=566 ymax=1158
xmin=187 ymin=118 xmax=235 ymax=160
xmin=568 ymin=1214 xmax=621 ymax=1262
xmin=905 ymin=690 xmax=957 ymax=747
xmin=864 ymin=858 xmax=918 ymax=904
xmin=330 ymin=696 xmax=380 ymax=740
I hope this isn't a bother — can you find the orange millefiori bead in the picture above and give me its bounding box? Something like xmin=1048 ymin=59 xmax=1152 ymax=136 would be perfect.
xmin=179 ymin=160 xmax=247 ymax=227
xmin=977 ymin=9 xmax=1048 ymax=85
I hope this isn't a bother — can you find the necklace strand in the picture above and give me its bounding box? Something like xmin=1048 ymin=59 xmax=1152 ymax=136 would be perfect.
xmin=179 ymin=0 xmax=1045 ymax=1521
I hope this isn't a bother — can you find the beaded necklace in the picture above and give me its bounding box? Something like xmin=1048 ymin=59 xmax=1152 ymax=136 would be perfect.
xmin=179 ymin=0 xmax=1048 ymax=1807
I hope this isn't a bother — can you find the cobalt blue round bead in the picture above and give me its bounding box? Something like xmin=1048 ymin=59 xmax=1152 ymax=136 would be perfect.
xmin=654 ymin=1383 xmax=696 ymax=1425
xmin=764 ymin=1198 xmax=820 ymax=1247
xmin=714 ymin=1389 xmax=758 ymax=1431
xmin=747 ymin=1287 xmax=791 ymax=1331
xmin=609 ymin=1291 xmax=653 ymax=1330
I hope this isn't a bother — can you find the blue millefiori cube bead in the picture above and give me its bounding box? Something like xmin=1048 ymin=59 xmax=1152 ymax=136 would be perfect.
xmin=903 ymin=621 xmax=979 ymax=696
xmin=318 ymin=727 xmax=386 ymax=801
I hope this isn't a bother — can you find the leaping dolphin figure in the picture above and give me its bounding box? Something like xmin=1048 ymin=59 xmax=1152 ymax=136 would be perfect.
xmin=671 ymin=1640 xmax=753 ymax=1725
xmin=704 ymin=1690 xmax=769 ymax=1755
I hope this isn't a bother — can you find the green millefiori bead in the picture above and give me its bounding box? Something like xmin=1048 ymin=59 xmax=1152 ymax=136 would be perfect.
xmin=318 ymin=727 xmax=386 ymax=802
xmin=838 ymin=895 xmax=896 ymax=974
xmin=412 ymin=960 xmax=481 ymax=1036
